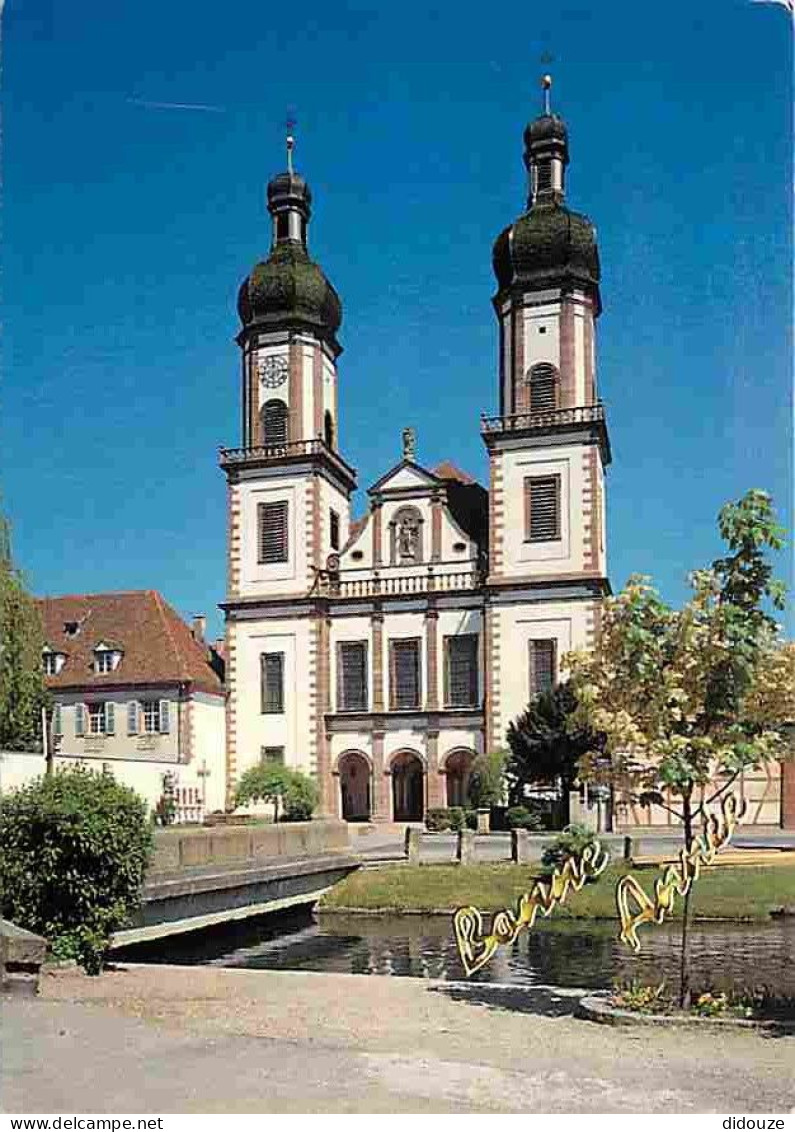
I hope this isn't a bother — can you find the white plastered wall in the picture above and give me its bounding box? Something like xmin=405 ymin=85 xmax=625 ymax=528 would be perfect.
xmin=319 ymin=475 xmax=351 ymax=559
xmin=232 ymin=617 xmax=314 ymax=777
xmin=190 ymin=693 xmax=227 ymax=812
xmin=493 ymin=598 xmax=594 ymax=744
xmin=498 ymin=443 xmax=583 ymax=575
xmin=236 ymin=472 xmax=311 ymax=596
xmin=522 ymin=300 xmax=562 ymax=373
xmin=52 ymin=688 xmax=182 ymax=761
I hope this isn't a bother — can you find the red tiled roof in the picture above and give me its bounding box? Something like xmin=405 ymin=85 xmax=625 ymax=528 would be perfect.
xmin=433 ymin=460 xmax=477 ymax=485
xmin=341 ymin=515 xmax=367 ymax=553
xmin=36 ymin=591 xmax=224 ymax=697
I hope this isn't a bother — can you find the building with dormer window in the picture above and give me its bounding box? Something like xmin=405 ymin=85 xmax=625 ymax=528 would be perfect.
xmin=30 ymin=590 xmax=227 ymax=815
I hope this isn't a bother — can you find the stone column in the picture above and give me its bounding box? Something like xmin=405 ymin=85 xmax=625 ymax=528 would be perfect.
xmin=316 ymin=615 xmax=335 ymax=817
xmin=372 ymin=501 xmax=383 ymax=567
xmin=426 ymin=730 xmax=444 ymax=810
xmin=425 ymin=607 xmax=439 ymax=711
xmin=372 ymin=731 xmax=389 ymax=822
xmin=430 ymin=493 xmax=443 ymax=562
xmin=371 ymin=611 xmax=384 ymax=712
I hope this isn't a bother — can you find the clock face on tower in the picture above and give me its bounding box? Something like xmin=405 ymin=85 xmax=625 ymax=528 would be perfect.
xmin=257 ymin=354 xmax=288 ymax=389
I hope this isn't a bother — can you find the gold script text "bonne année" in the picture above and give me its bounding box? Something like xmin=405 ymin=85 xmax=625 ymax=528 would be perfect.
xmin=453 ymin=842 xmax=610 ymax=977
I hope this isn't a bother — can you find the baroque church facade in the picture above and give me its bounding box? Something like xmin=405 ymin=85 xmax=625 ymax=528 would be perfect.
xmin=220 ymin=94 xmax=611 ymax=822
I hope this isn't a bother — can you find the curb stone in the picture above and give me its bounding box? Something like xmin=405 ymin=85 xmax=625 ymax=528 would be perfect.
xmin=576 ymin=994 xmax=795 ymax=1035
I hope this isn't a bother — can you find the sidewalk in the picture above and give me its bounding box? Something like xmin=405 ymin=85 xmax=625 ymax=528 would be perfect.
xmin=4 ymin=964 xmax=792 ymax=1113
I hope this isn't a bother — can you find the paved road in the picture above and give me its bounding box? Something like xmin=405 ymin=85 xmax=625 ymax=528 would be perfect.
xmin=354 ymin=828 xmax=795 ymax=865
xmin=4 ymin=965 xmax=793 ymax=1114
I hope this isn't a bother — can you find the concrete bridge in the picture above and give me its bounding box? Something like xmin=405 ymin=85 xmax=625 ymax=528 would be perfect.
xmin=112 ymin=820 xmax=359 ymax=948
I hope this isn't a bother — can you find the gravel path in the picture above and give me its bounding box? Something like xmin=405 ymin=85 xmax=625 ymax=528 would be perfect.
xmin=3 ymin=964 xmax=793 ymax=1113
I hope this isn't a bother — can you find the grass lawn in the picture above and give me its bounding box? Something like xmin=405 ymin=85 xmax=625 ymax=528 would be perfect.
xmin=320 ymin=863 xmax=795 ymax=921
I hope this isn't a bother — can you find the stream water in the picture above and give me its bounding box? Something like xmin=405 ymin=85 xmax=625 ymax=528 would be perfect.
xmin=117 ymin=911 xmax=795 ymax=994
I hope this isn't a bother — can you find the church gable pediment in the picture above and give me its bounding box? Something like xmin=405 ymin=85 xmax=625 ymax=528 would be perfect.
xmin=368 ymin=459 xmax=440 ymax=496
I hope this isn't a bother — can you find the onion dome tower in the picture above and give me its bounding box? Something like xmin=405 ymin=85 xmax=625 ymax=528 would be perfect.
xmin=481 ymin=76 xmax=611 ymax=753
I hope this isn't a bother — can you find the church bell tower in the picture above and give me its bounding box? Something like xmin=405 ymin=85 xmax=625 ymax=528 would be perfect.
xmin=482 ymin=77 xmax=611 ymax=752
xmin=220 ymin=129 xmax=356 ymax=809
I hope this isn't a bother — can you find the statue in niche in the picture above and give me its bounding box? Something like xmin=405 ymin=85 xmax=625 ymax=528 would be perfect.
xmin=395 ymin=508 xmax=422 ymax=564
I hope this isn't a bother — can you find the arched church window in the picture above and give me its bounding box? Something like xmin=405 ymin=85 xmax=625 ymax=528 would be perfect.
xmin=261 ymin=399 xmax=289 ymax=447
xmin=527 ymin=363 xmax=559 ymax=414
xmin=391 ymin=506 xmax=423 ymax=566
xmin=324 ymin=410 xmax=335 ymax=449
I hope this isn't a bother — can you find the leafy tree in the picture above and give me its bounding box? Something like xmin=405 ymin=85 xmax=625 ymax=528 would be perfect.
xmin=567 ymin=489 xmax=791 ymax=1006
xmin=235 ymin=762 xmax=319 ymax=822
xmin=282 ymin=770 xmax=319 ymax=821
xmin=0 ymin=766 xmax=153 ymax=973
xmin=467 ymin=749 xmax=507 ymax=809
xmin=0 ymin=514 xmax=49 ymax=751
xmin=505 ymin=683 xmax=604 ymax=821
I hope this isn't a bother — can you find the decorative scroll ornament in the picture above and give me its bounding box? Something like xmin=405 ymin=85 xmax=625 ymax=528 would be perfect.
xmin=616 ymin=793 xmax=746 ymax=953
xmin=453 ymin=842 xmax=610 ymax=977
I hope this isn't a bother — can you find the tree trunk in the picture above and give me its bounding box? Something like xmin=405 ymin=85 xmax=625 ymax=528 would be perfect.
xmin=678 ymin=790 xmax=694 ymax=1010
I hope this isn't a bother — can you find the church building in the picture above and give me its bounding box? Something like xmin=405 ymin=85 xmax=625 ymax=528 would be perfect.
xmin=220 ymin=87 xmax=611 ymax=822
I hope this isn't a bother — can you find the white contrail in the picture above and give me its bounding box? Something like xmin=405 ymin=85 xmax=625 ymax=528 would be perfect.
xmin=127 ymin=98 xmax=225 ymax=113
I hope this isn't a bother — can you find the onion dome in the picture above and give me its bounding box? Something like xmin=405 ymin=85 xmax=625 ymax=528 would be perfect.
xmin=492 ymin=81 xmax=601 ymax=312
xmin=237 ymin=144 xmax=342 ymax=349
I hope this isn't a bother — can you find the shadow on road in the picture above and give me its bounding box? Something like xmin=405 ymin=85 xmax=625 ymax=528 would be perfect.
xmin=427 ymin=981 xmax=581 ymax=1018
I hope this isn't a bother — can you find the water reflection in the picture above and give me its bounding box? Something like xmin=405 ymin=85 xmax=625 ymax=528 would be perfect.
xmin=118 ymin=911 xmax=795 ymax=995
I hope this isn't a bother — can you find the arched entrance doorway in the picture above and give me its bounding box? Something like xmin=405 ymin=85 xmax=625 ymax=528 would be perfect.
xmin=391 ymin=751 xmax=424 ymax=822
xmin=445 ymin=749 xmax=474 ymax=808
xmin=338 ymin=751 xmax=371 ymax=821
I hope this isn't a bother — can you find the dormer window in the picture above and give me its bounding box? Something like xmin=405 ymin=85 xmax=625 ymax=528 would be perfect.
xmin=42 ymin=648 xmax=66 ymax=676
xmin=93 ymin=643 xmax=122 ymax=674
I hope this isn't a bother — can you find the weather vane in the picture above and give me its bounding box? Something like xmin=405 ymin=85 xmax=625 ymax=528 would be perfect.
xmin=539 ymin=52 xmax=554 ymax=115
xmin=285 ymin=110 xmax=297 ymax=174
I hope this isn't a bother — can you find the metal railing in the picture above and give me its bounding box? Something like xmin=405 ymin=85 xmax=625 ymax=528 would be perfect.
xmin=481 ymin=402 xmax=606 ymax=435
xmin=220 ymin=438 xmax=326 ymax=463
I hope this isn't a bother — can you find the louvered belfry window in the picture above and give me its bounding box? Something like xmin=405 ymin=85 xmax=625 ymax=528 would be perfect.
xmin=445 ymin=634 xmax=479 ymax=708
xmin=529 ymin=639 xmax=557 ymax=697
xmin=525 ymin=475 xmax=561 ymax=541
xmin=258 ymin=501 xmax=289 ymax=564
xmin=390 ymin=639 xmax=421 ymax=710
xmin=338 ymin=642 xmax=368 ymax=712
xmin=261 ymin=652 xmax=285 ymax=714
xmin=262 ymin=400 xmax=288 ymax=447
xmin=528 ymin=363 xmax=558 ymax=414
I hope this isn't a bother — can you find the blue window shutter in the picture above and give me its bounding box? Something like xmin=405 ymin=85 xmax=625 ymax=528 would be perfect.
xmin=53 ymin=704 xmax=62 ymax=737
xmin=106 ymin=703 xmax=115 ymax=735
xmin=127 ymin=701 xmax=138 ymax=735
xmin=75 ymin=703 xmax=85 ymax=736
xmin=160 ymin=700 xmax=170 ymax=734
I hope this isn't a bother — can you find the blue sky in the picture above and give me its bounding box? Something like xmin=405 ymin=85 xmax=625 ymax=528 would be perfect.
xmin=3 ymin=0 xmax=792 ymax=641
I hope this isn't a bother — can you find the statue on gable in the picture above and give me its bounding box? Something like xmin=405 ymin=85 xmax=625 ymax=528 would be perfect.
xmin=396 ymin=509 xmax=421 ymax=563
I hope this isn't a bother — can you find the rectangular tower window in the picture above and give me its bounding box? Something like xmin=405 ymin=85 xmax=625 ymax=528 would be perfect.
xmin=261 ymin=746 xmax=285 ymax=764
xmin=444 ymin=634 xmax=479 ymax=708
xmin=525 ymin=475 xmax=561 ymax=541
xmin=390 ymin=639 xmax=421 ymax=711
xmin=257 ymin=501 xmax=289 ymax=564
xmin=529 ymin=639 xmax=557 ymax=698
xmin=260 ymin=652 xmax=285 ymax=714
xmin=337 ymin=641 xmax=368 ymax=712
xmin=330 ymin=509 xmax=340 ymax=551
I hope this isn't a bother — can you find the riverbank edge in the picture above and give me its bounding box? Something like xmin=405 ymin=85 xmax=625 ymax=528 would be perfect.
xmin=577 ymin=994 xmax=795 ymax=1035
xmin=318 ymin=905 xmax=781 ymax=922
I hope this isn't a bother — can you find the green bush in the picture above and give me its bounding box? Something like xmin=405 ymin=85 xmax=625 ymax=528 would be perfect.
xmin=0 ymin=767 xmax=153 ymax=973
xmin=425 ymin=808 xmax=451 ymax=832
xmin=282 ymin=770 xmax=319 ymax=821
xmin=540 ymin=823 xmax=597 ymax=872
xmin=505 ymin=805 xmax=543 ymax=831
